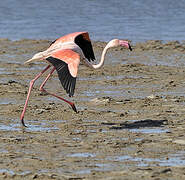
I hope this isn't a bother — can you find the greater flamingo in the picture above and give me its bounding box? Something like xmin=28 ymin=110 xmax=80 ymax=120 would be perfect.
xmin=21 ymin=31 xmax=132 ymax=126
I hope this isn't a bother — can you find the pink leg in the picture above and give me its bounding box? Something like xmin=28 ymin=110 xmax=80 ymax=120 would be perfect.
xmin=39 ymin=67 xmax=77 ymax=113
xmin=20 ymin=65 xmax=51 ymax=127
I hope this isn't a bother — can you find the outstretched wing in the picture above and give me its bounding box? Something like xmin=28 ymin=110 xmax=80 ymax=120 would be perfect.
xmin=74 ymin=32 xmax=96 ymax=62
xmin=46 ymin=49 xmax=80 ymax=97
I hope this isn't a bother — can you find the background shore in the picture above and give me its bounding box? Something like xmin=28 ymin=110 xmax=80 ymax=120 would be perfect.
xmin=0 ymin=39 xmax=185 ymax=179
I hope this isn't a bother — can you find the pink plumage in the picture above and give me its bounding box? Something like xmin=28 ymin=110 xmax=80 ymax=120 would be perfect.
xmin=21 ymin=31 xmax=132 ymax=127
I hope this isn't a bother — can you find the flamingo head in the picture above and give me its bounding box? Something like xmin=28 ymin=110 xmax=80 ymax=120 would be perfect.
xmin=108 ymin=39 xmax=132 ymax=51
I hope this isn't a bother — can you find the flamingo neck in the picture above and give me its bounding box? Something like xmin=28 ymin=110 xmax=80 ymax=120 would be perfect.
xmin=92 ymin=44 xmax=110 ymax=69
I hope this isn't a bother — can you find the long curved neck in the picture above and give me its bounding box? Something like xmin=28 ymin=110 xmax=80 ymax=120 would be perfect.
xmin=92 ymin=44 xmax=110 ymax=69
xmin=83 ymin=42 xmax=111 ymax=69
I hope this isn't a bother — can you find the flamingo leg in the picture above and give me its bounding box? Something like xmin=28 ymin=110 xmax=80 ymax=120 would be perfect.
xmin=39 ymin=67 xmax=78 ymax=113
xmin=20 ymin=65 xmax=51 ymax=127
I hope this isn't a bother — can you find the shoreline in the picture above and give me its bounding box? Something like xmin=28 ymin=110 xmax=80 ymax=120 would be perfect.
xmin=0 ymin=38 xmax=185 ymax=55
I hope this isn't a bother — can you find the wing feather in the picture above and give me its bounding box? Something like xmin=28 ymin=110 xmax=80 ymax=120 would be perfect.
xmin=74 ymin=33 xmax=96 ymax=62
xmin=46 ymin=49 xmax=80 ymax=97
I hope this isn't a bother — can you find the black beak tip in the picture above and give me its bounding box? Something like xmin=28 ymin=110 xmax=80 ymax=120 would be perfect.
xmin=129 ymin=44 xmax=132 ymax=51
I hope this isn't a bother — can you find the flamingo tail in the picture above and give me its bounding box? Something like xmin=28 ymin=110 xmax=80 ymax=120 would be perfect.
xmin=24 ymin=52 xmax=46 ymax=64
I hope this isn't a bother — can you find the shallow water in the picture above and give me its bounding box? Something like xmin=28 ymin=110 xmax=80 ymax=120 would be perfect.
xmin=67 ymin=152 xmax=96 ymax=158
xmin=129 ymin=128 xmax=169 ymax=134
xmin=111 ymin=151 xmax=185 ymax=167
xmin=0 ymin=123 xmax=20 ymax=131
xmin=0 ymin=98 xmax=17 ymax=105
xmin=0 ymin=0 xmax=185 ymax=42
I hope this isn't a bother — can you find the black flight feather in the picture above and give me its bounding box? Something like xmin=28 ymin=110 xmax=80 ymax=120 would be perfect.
xmin=74 ymin=34 xmax=96 ymax=62
xmin=46 ymin=56 xmax=77 ymax=97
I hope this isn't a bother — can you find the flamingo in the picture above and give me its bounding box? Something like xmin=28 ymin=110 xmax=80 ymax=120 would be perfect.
xmin=20 ymin=31 xmax=132 ymax=127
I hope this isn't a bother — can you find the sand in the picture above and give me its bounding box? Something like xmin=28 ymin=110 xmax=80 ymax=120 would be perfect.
xmin=0 ymin=39 xmax=185 ymax=179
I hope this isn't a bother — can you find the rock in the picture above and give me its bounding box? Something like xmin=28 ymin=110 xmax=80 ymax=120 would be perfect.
xmin=173 ymin=139 xmax=185 ymax=145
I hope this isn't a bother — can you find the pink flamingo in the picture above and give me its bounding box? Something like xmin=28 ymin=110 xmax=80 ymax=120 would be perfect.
xmin=21 ymin=31 xmax=132 ymax=126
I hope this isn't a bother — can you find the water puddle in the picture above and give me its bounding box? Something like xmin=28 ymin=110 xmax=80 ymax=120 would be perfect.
xmin=0 ymin=54 xmax=22 ymax=64
xmin=26 ymin=123 xmax=59 ymax=132
xmin=135 ymin=138 xmax=143 ymax=142
xmin=22 ymin=119 xmax=66 ymax=132
xmin=0 ymin=68 xmax=14 ymax=75
xmin=16 ymin=66 xmax=47 ymax=71
xmin=0 ymin=168 xmax=31 ymax=176
xmin=75 ymin=169 xmax=91 ymax=174
xmin=83 ymin=89 xmax=123 ymax=98
xmin=67 ymin=152 xmax=95 ymax=158
xmin=110 ymin=151 xmax=185 ymax=167
xmin=83 ymin=84 xmax=156 ymax=99
xmin=0 ymin=77 xmax=16 ymax=83
xmin=95 ymin=163 xmax=114 ymax=169
xmin=157 ymin=151 xmax=185 ymax=166
xmin=0 ymin=98 xmax=17 ymax=105
xmin=18 ymin=170 xmax=32 ymax=176
xmin=75 ymin=163 xmax=115 ymax=174
xmin=0 ymin=148 xmax=8 ymax=153
xmin=87 ymin=129 xmax=97 ymax=133
xmin=0 ymin=119 xmax=59 ymax=132
xmin=72 ymin=137 xmax=81 ymax=141
xmin=159 ymin=90 xmax=185 ymax=97
xmin=0 ymin=124 xmax=20 ymax=131
xmin=0 ymin=169 xmax=15 ymax=175
xmin=129 ymin=128 xmax=169 ymax=134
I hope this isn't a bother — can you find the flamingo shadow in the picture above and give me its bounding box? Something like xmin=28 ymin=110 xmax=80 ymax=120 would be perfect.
xmin=101 ymin=119 xmax=168 ymax=130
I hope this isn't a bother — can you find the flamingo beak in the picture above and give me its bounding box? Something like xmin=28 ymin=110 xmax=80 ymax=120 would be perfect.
xmin=128 ymin=43 xmax=132 ymax=51
xmin=119 ymin=40 xmax=132 ymax=51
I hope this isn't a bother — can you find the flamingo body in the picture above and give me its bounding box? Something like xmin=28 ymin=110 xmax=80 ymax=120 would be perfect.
xmin=21 ymin=31 xmax=132 ymax=126
xmin=49 ymin=31 xmax=90 ymax=47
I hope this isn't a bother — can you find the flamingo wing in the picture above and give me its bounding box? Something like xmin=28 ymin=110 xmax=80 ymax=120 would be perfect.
xmin=48 ymin=32 xmax=96 ymax=62
xmin=46 ymin=49 xmax=80 ymax=97
xmin=74 ymin=33 xmax=96 ymax=62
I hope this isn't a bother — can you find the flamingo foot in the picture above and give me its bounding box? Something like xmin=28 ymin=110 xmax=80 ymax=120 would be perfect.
xmin=20 ymin=116 xmax=27 ymax=127
xmin=71 ymin=103 xmax=78 ymax=113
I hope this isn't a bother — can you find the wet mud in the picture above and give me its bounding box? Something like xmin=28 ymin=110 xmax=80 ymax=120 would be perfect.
xmin=0 ymin=39 xmax=185 ymax=179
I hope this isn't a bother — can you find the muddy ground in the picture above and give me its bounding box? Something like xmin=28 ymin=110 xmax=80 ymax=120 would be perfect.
xmin=0 ymin=39 xmax=185 ymax=179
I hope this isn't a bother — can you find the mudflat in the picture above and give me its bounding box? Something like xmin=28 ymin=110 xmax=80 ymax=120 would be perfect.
xmin=0 ymin=39 xmax=185 ymax=179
